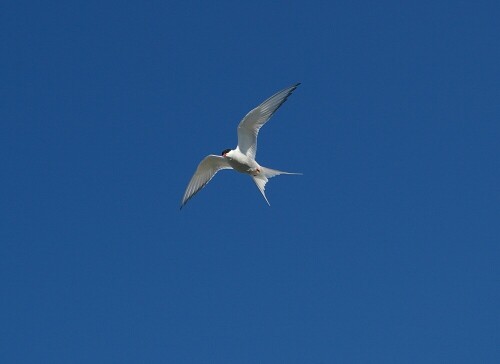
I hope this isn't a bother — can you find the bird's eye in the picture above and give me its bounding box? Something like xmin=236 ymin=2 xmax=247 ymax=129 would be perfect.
xmin=221 ymin=149 xmax=231 ymax=156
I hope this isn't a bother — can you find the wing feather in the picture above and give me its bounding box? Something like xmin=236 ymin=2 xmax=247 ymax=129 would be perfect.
xmin=237 ymin=83 xmax=300 ymax=159
xmin=180 ymin=155 xmax=232 ymax=209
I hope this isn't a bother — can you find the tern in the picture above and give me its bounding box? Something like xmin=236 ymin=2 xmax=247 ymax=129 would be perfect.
xmin=180 ymin=83 xmax=301 ymax=209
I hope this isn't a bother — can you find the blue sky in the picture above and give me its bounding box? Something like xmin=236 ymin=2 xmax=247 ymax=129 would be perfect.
xmin=1 ymin=1 xmax=499 ymax=362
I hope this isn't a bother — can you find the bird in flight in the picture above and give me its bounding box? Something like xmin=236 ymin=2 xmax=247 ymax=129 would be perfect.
xmin=180 ymin=83 xmax=302 ymax=209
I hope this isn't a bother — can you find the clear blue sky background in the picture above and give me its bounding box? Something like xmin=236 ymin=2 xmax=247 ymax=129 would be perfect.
xmin=1 ymin=1 xmax=499 ymax=363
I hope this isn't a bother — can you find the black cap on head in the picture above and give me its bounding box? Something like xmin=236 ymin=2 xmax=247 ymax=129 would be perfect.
xmin=221 ymin=148 xmax=231 ymax=156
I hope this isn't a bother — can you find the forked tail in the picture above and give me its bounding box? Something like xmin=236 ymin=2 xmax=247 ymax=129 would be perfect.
xmin=260 ymin=166 xmax=302 ymax=178
xmin=252 ymin=166 xmax=302 ymax=206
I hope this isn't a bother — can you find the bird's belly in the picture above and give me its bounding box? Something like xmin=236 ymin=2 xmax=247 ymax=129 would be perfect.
xmin=228 ymin=158 xmax=256 ymax=174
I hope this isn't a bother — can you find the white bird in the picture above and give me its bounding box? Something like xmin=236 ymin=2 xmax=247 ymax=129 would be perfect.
xmin=180 ymin=83 xmax=301 ymax=209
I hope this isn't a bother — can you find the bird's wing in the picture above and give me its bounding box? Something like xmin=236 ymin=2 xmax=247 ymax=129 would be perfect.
xmin=237 ymin=83 xmax=300 ymax=159
xmin=180 ymin=155 xmax=232 ymax=209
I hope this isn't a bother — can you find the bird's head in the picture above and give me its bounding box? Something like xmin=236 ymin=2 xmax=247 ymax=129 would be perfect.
xmin=221 ymin=148 xmax=232 ymax=157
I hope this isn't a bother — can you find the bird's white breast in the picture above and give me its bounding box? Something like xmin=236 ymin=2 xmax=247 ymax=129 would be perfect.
xmin=226 ymin=150 xmax=259 ymax=174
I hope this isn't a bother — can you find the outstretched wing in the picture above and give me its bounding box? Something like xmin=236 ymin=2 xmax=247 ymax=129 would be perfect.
xmin=180 ymin=155 xmax=232 ymax=209
xmin=237 ymin=83 xmax=300 ymax=159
